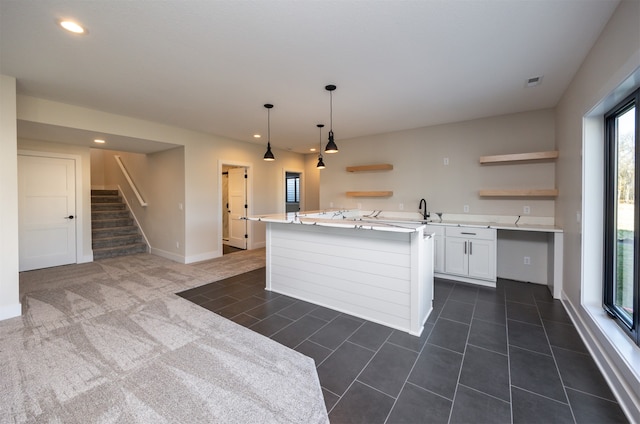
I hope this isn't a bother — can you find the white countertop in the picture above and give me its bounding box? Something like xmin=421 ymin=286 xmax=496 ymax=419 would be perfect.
xmin=247 ymin=210 xmax=563 ymax=234
xmin=246 ymin=210 xmax=426 ymax=233
xmin=427 ymin=220 xmax=562 ymax=233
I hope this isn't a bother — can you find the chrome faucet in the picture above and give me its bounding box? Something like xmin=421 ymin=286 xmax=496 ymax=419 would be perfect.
xmin=419 ymin=198 xmax=430 ymax=220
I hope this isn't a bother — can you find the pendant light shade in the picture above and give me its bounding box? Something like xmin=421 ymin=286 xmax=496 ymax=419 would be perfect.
xmin=263 ymin=104 xmax=275 ymax=161
xmin=324 ymin=85 xmax=338 ymax=153
xmin=316 ymin=124 xmax=325 ymax=169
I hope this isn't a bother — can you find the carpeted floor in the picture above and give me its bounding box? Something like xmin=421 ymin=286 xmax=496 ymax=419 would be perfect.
xmin=1 ymin=250 xmax=328 ymax=423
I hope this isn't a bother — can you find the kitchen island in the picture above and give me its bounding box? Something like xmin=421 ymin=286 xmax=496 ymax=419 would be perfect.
xmin=247 ymin=210 xmax=434 ymax=336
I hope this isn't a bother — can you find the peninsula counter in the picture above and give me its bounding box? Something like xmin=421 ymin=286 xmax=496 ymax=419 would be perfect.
xmin=247 ymin=211 xmax=434 ymax=336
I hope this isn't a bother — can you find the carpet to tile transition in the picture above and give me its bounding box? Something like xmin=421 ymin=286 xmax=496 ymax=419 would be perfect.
xmin=1 ymin=253 xmax=328 ymax=424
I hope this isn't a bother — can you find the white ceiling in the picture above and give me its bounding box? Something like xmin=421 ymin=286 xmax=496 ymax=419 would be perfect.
xmin=0 ymin=0 xmax=620 ymax=154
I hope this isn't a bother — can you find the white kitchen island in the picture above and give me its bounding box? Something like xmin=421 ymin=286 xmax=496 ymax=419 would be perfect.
xmin=248 ymin=210 xmax=434 ymax=336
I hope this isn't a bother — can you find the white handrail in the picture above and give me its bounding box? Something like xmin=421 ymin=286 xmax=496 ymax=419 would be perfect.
xmin=114 ymin=155 xmax=147 ymax=207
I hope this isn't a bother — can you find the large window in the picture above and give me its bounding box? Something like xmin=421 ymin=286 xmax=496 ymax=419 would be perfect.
xmin=604 ymin=87 xmax=640 ymax=346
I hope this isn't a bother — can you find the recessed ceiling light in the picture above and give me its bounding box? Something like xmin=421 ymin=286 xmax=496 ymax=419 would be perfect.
xmin=58 ymin=20 xmax=87 ymax=34
xmin=253 ymin=134 xmax=261 ymax=138
xmin=94 ymin=139 xmax=105 ymax=144
xmin=310 ymin=148 xmax=316 ymax=152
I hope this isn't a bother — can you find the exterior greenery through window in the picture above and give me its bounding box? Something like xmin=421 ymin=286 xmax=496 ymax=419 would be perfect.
xmin=604 ymin=87 xmax=639 ymax=346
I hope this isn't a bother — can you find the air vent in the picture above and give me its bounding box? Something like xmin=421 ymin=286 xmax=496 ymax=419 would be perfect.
xmin=526 ymin=75 xmax=543 ymax=87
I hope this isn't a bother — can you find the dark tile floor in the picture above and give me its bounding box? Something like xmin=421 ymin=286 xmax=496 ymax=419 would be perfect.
xmin=177 ymin=268 xmax=628 ymax=424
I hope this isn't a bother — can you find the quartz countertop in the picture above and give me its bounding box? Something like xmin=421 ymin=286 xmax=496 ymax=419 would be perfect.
xmin=247 ymin=210 xmax=563 ymax=234
xmin=246 ymin=210 xmax=426 ymax=233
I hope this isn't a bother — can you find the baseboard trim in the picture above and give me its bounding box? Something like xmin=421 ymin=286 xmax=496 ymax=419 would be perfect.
xmin=150 ymin=247 xmax=186 ymax=264
xmin=185 ymin=250 xmax=221 ymax=264
xmin=0 ymin=302 xmax=22 ymax=321
xmin=563 ymin=295 xmax=640 ymax=423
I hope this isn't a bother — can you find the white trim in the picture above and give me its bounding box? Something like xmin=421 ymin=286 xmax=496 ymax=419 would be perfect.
xmin=150 ymin=246 xmax=186 ymax=264
xmin=283 ymin=167 xmax=305 ymax=214
xmin=0 ymin=302 xmax=21 ymax=321
xmin=218 ymin=160 xmax=254 ymax=251
xmin=17 ymin=150 xmax=86 ymax=266
xmin=117 ymin=184 xmax=150 ymax=252
xmin=564 ymin=297 xmax=640 ymax=423
xmin=114 ymin=155 xmax=147 ymax=207
xmin=185 ymin=249 xmax=220 ymax=264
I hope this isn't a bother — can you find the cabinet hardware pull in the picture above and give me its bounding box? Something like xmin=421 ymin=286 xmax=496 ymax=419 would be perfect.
xmin=461 ymin=232 xmax=476 ymax=235
xmin=470 ymin=241 xmax=473 ymax=255
xmin=464 ymin=241 xmax=467 ymax=254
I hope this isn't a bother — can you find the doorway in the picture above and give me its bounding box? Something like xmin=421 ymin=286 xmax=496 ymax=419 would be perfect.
xmin=222 ymin=164 xmax=248 ymax=253
xmin=285 ymin=171 xmax=302 ymax=213
xmin=18 ymin=154 xmax=77 ymax=271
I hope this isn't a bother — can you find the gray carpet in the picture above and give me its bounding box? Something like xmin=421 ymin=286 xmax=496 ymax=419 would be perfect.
xmin=1 ymin=251 xmax=328 ymax=423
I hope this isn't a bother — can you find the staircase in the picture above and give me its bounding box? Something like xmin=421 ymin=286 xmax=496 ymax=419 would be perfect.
xmin=91 ymin=189 xmax=148 ymax=260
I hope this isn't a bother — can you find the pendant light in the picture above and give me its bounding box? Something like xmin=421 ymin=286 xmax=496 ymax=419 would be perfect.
xmin=316 ymin=124 xmax=326 ymax=169
xmin=324 ymin=84 xmax=339 ymax=153
xmin=263 ymin=103 xmax=275 ymax=161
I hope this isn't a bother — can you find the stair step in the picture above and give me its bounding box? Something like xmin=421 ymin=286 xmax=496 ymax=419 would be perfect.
xmin=91 ymin=210 xmax=130 ymax=220
xmin=90 ymin=189 xmax=147 ymax=260
xmin=93 ymin=225 xmax=140 ymax=238
xmin=92 ymin=217 xmax=134 ymax=229
xmin=91 ymin=203 xmax=126 ymax=211
xmin=91 ymin=189 xmax=119 ymax=196
xmin=91 ymin=195 xmax=122 ymax=203
xmin=93 ymin=243 xmax=148 ymax=260
xmin=92 ymin=233 xmax=143 ymax=249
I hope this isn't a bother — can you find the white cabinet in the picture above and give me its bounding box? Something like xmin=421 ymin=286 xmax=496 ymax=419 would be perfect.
xmin=444 ymin=227 xmax=496 ymax=282
xmin=427 ymin=224 xmax=445 ymax=273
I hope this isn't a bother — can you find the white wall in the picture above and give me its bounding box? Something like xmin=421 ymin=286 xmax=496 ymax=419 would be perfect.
xmin=319 ymin=109 xmax=556 ymax=283
xmin=0 ymin=75 xmax=20 ymax=320
xmin=97 ymin=148 xmax=187 ymax=261
xmin=555 ymin=0 xmax=640 ymax=420
xmin=16 ymin=95 xmax=306 ymax=263
xmin=319 ymin=109 xmax=556 ymax=217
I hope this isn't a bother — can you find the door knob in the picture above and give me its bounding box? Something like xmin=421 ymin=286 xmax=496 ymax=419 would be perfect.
xmin=65 ymin=215 xmax=74 ymax=219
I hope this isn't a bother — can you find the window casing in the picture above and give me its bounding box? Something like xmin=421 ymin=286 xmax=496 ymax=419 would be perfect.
xmin=603 ymin=87 xmax=640 ymax=346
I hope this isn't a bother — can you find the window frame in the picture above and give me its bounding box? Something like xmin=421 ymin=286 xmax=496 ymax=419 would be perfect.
xmin=285 ymin=173 xmax=300 ymax=204
xmin=603 ymin=87 xmax=640 ymax=346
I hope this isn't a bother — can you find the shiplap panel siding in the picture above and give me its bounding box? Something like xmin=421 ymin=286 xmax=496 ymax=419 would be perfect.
xmin=266 ymin=222 xmax=433 ymax=335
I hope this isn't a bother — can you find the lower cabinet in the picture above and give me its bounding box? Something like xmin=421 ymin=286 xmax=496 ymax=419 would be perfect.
xmin=429 ymin=224 xmax=497 ymax=285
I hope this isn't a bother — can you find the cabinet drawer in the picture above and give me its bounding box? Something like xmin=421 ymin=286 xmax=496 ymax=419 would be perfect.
xmin=445 ymin=226 xmax=496 ymax=240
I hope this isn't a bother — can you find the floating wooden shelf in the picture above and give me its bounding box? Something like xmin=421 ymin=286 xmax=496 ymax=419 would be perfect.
xmin=479 ymin=189 xmax=558 ymax=197
xmin=346 ymin=191 xmax=393 ymax=197
xmin=346 ymin=164 xmax=394 ymax=172
xmin=480 ymin=150 xmax=558 ymax=164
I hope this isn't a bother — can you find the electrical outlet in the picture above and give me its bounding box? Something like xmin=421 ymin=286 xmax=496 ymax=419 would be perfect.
xmin=463 ymin=205 xmax=469 ymax=213
xmin=524 ymin=256 xmax=531 ymax=265
xmin=444 ymin=157 xmax=449 ymax=166
xmin=178 ymin=203 xmax=183 ymax=211
xmin=357 ymin=203 xmax=362 ymax=209
xmin=176 ymin=241 xmax=180 ymax=249
xmin=330 ymin=202 xmax=334 ymax=208
xmin=399 ymin=203 xmax=404 ymax=210
xmin=523 ymin=205 xmax=530 ymax=215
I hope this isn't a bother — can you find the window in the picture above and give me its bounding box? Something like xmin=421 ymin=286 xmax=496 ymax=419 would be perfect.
xmin=286 ymin=172 xmax=300 ymax=203
xmin=604 ymin=87 xmax=640 ymax=346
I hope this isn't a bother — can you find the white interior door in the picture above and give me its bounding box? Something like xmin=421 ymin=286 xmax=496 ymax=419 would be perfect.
xmin=228 ymin=167 xmax=247 ymax=249
xmin=18 ymin=155 xmax=76 ymax=271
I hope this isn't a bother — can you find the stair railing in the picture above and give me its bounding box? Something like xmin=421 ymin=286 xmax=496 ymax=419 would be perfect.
xmin=114 ymin=155 xmax=147 ymax=207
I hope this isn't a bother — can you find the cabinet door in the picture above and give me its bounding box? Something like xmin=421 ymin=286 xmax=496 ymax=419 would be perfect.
xmin=433 ymin=235 xmax=444 ymax=273
xmin=467 ymin=238 xmax=496 ymax=281
xmin=445 ymin=237 xmax=467 ymax=276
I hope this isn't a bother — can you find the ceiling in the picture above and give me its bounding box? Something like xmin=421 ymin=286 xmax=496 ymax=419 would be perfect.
xmin=0 ymin=0 xmax=620 ymax=154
